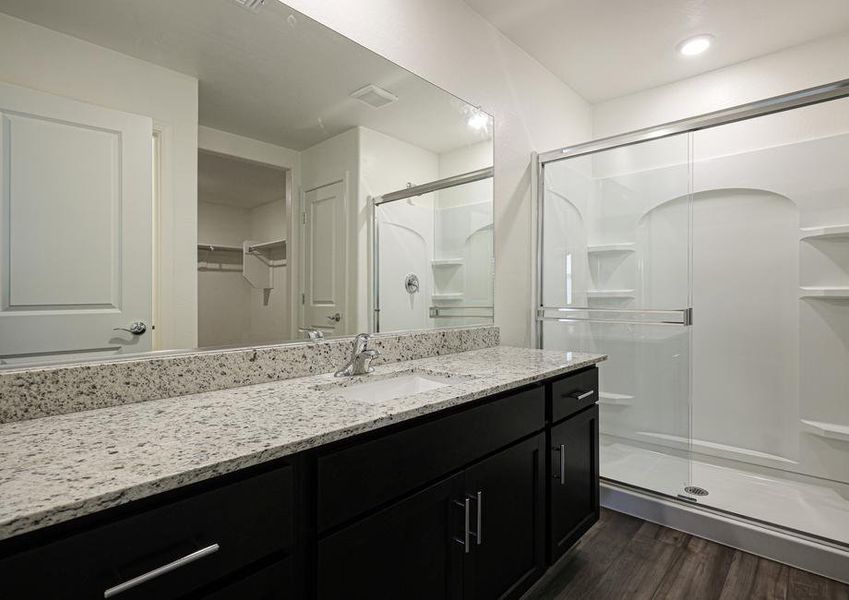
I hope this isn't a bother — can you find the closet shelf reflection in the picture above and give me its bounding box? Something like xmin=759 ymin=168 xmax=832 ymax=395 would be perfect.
xmin=197 ymin=243 xmax=242 ymax=252
xmin=246 ymin=239 xmax=286 ymax=255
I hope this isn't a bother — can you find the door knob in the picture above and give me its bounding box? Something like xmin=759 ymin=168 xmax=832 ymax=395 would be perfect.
xmin=114 ymin=322 xmax=147 ymax=335
xmin=326 ymin=313 xmax=341 ymax=322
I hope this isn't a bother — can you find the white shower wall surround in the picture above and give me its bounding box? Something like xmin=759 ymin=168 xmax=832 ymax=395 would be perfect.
xmin=541 ymin=93 xmax=849 ymax=546
xmin=376 ymin=139 xmax=494 ymax=332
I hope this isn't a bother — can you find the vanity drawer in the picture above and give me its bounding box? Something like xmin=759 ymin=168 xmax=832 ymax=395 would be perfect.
xmin=551 ymin=368 xmax=598 ymax=423
xmin=1 ymin=465 xmax=294 ymax=600
xmin=317 ymin=385 xmax=544 ymax=532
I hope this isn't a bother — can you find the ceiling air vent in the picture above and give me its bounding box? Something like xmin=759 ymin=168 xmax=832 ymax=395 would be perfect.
xmin=350 ymin=84 xmax=398 ymax=109
xmin=233 ymin=0 xmax=265 ymax=13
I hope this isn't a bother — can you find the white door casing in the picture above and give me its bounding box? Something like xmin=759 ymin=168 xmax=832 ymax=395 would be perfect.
xmin=302 ymin=179 xmax=347 ymax=335
xmin=0 ymin=81 xmax=153 ymax=362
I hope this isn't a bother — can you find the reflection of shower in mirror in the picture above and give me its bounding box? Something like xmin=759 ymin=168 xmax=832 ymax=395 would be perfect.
xmin=405 ymin=273 xmax=420 ymax=294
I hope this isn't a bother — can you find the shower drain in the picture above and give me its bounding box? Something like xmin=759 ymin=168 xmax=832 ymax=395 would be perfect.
xmin=684 ymin=485 xmax=709 ymax=497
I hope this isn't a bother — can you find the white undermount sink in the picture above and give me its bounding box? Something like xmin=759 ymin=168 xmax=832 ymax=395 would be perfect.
xmin=316 ymin=370 xmax=465 ymax=405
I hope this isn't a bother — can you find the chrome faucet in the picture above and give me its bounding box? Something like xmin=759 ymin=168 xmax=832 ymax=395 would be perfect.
xmin=299 ymin=327 xmax=324 ymax=341
xmin=335 ymin=333 xmax=381 ymax=377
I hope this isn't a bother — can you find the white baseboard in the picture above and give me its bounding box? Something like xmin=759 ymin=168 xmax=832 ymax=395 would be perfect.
xmin=601 ymin=480 xmax=849 ymax=585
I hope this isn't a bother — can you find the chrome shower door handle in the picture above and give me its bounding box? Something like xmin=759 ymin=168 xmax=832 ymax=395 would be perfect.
xmin=113 ymin=321 xmax=147 ymax=335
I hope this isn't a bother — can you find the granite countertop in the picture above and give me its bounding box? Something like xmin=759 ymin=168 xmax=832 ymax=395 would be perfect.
xmin=0 ymin=346 xmax=605 ymax=541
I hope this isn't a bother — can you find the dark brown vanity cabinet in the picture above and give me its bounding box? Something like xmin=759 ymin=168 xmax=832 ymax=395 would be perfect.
xmin=316 ymin=386 xmax=547 ymax=600
xmin=0 ymin=365 xmax=600 ymax=600
xmin=0 ymin=465 xmax=297 ymax=600
xmin=316 ymin=434 xmax=546 ymax=600
xmin=548 ymin=404 xmax=600 ymax=563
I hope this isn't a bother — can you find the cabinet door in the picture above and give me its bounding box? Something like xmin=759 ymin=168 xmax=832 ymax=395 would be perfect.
xmin=549 ymin=405 xmax=599 ymax=563
xmin=316 ymin=473 xmax=465 ymax=600
xmin=464 ymin=434 xmax=545 ymax=600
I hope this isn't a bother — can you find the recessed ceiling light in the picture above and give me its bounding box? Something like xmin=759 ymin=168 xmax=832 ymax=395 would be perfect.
xmin=677 ymin=34 xmax=713 ymax=57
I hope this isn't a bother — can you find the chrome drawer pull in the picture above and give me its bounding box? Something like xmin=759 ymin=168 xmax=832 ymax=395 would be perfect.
xmin=475 ymin=491 xmax=483 ymax=545
xmin=103 ymin=543 xmax=220 ymax=598
xmin=553 ymin=444 xmax=566 ymax=484
xmin=570 ymin=390 xmax=594 ymax=401
xmin=453 ymin=498 xmax=471 ymax=554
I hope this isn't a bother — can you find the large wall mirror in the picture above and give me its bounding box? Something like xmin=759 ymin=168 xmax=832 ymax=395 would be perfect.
xmin=0 ymin=0 xmax=494 ymax=367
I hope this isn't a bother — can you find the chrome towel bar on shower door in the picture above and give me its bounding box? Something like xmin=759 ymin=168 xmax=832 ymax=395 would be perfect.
xmin=537 ymin=307 xmax=693 ymax=326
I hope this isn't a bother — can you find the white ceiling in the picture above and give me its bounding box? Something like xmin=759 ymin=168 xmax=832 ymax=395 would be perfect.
xmin=0 ymin=0 xmax=492 ymax=153
xmin=198 ymin=151 xmax=285 ymax=209
xmin=464 ymin=0 xmax=849 ymax=103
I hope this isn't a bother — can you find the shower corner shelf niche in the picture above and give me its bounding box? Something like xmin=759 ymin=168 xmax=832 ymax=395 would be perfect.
xmin=800 ymin=224 xmax=849 ymax=241
xmin=586 ymin=289 xmax=636 ymax=299
xmin=431 ymin=258 xmax=464 ymax=267
xmin=587 ymin=242 xmax=636 ymax=254
xmin=598 ymin=392 xmax=634 ymax=406
xmin=800 ymin=419 xmax=849 ymax=442
xmin=431 ymin=293 xmax=464 ymax=301
xmin=799 ymin=287 xmax=849 ymax=299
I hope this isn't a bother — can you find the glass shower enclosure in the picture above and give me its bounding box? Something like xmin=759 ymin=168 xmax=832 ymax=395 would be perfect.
xmin=373 ymin=168 xmax=495 ymax=333
xmin=538 ymin=80 xmax=849 ymax=549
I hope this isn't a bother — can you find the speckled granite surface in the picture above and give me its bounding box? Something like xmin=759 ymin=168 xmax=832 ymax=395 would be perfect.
xmin=0 ymin=346 xmax=604 ymax=541
xmin=0 ymin=326 xmax=499 ymax=423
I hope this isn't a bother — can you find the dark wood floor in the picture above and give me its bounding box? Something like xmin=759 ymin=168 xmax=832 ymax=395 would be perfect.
xmin=523 ymin=509 xmax=849 ymax=600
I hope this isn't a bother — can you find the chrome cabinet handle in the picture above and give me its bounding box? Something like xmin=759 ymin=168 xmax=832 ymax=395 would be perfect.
xmin=475 ymin=491 xmax=483 ymax=545
xmin=113 ymin=322 xmax=147 ymax=335
xmin=453 ymin=498 xmax=471 ymax=554
xmin=553 ymin=444 xmax=566 ymax=484
xmin=570 ymin=390 xmax=594 ymax=401
xmin=326 ymin=313 xmax=341 ymax=322
xmin=103 ymin=543 xmax=219 ymax=598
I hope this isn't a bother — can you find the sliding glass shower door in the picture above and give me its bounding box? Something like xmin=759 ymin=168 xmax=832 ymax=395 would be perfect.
xmin=539 ymin=133 xmax=694 ymax=499
xmin=539 ymin=86 xmax=849 ymax=551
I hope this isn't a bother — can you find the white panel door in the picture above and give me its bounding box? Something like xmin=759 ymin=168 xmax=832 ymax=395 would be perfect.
xmin=302 ymin=180 xmax=347 ymax=335
xmin=0 ymin=82 xmax=153 ymax=363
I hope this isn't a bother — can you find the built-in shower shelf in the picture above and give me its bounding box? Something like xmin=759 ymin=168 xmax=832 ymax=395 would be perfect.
xmin=431 ymin=258 xmax=464 ymax=267
xmin=431 ymin=293 xmax=464 ymax=301
xmin=799 ymin=287 xmax=849 ymax=299
xmin=800 ymin=224 xmax=849 ymax=241
xmin=598 ymin=392 xmax=634 ymax=406
xmin=800 ymin=419 xmax=849 ymax=442
xmin=586 ymin=289 xmax=636 ymax=299
xmin=587 ymin=242 xmax=635 ymax=254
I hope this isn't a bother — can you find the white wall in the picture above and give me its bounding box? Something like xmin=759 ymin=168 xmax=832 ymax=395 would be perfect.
xmin=284 ymin=0 xmax=592 ymax=346
xmin=300 ymin=128 xmax=360 ymax=334
xmin=0 ymin=13 xmax=199 ymax=351
xmin=593 ymin=33 xmax=849 ymax=138
xmin=197 ymin=202 xmax=251 ymax=348
xmin=361 ymin=128 xmax=439 ymax=332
